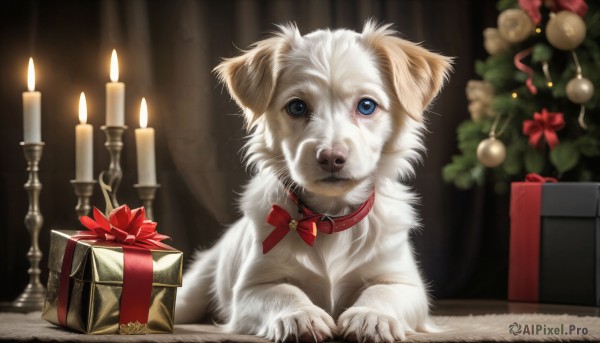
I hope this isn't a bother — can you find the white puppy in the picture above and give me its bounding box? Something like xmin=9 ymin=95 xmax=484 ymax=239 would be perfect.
xmin=175 ymin=22 xmax=452 ymax=343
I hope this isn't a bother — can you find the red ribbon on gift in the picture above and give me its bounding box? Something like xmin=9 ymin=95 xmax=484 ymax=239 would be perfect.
xmin=508 ymin=174 xmax=557 ymax=302
xmin=519 ymin=0 xmax=588 ymax=25
xmin=525 ymin=173 xmax=558 ymax=183
xmin=57 ymin=205 xmax=171 ymax=331
xmin=522 ymin=109 xmax=564 ymax=149
xmin=79 ymin=206 xmax=171 ymax=249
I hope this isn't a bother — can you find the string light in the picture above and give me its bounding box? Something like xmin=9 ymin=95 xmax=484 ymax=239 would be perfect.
xmin=511 ymin=92 xmax=519 ymax=99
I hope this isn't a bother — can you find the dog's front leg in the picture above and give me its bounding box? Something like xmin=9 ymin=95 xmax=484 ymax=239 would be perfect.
xmin=230 ymin=282 xmax=336 ymax=342
xmin=338 ymin=283 xmax=430 ymax=342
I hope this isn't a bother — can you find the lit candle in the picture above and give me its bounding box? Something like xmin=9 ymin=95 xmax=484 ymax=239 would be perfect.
xmin=135 ymin=98 xmax=156 ymax=185
xmin=106 ymin=49 xmax=125 ymax=126
xmin=23 ymin=58 xmax=41 ymax=142
xmin=76 ymin=92 xmax=93 ymax=181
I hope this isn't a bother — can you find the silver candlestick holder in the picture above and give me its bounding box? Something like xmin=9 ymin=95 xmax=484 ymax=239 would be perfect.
xmin=11 ymin=142 xmax=46 ymax=312
xmin=100 ymin=125 xmax=127 ymax=209
xmin=134 ymin=184 xmax=160 ymax=221
xmin=70 ymin=180 xmax=97 ymax=218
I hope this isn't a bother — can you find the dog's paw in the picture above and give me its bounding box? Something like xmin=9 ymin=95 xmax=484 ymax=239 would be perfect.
xmin=338 ymin=307 xmax=406 ymax=343
xmin=261 ymin=306 xmax=336 ymax=342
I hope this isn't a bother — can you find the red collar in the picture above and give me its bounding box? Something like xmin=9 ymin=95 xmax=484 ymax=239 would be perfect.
xmin=262 ymin=191 xmax=375 ymax=254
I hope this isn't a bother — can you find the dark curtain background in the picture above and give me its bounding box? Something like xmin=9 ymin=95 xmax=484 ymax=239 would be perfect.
xmin=0 ymin=0 xmax=508 ymax=303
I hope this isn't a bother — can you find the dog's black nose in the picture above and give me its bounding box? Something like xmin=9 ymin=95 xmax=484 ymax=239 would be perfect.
xmin=317 ymin=146 xmax=348 ymax=173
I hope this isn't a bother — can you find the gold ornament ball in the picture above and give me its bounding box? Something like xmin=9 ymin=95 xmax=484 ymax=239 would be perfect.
xmin=477 ymin=137 xmax=506 ymax=167
xmin=498 ymin=9 xmax=534 ymax=43
xmin=566 ymin=77 xmax=594 ymax=104
xmin=483 ymin=28 xmax=510 ymax=55
xmin=546 ymin=11 xmax=586 ymax=50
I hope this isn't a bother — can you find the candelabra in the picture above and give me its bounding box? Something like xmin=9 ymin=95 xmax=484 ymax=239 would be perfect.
xmin=11 ymin=142 xmax=46 ymax=311
xmin=72 ymin=124 xmax=161 ymax=221
xmin=70 ymin=180 xmax=97 ymax=218
xmin=100 ymin=125 xmax=126 ymax=209
xmin=134 ymin=184 xmax=160 ymax=221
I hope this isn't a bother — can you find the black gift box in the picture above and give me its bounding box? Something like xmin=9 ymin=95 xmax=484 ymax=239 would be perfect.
xmin=539 ymin=183 xmax=600 ymax=306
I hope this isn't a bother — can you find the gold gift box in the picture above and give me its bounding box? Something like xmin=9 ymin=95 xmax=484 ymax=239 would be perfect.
xmin=42 ymin=230 xmax=183 ymax=334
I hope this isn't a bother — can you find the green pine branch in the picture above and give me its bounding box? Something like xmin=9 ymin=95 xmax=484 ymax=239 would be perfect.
xmin=443 ymin=1 xmax=600 ymax=191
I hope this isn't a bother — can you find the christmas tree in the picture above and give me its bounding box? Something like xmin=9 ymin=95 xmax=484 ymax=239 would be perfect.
xmin=443 ymin=0 xmax=599 ymax=193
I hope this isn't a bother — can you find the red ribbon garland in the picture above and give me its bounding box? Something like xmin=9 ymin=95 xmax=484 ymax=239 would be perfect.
xmin=522 ymin=108 xmax=564 ymax=149
xmin=519 ymin=0 xmax=588 ymax=25
xmin=57 ymin=205 xmax=172 ymax=330
xmin=514 ymin=48 xmax=537 ymax=95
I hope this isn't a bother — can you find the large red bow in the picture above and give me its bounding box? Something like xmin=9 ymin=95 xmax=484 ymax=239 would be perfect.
xmin=80 ymin=205 xmax=170 ymax=249
xmin=519 ymin=0 xmax=588 ymax=25
xmin=523 ymin=109 xmax=564 ymax=149
xmin=263 ymin=205 xmax=318 ymax=254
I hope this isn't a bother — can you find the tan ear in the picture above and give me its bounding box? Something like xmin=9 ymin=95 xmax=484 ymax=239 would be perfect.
xmin=362 ymin=23 xmax=453 ymax=121
xmin=214 ymin=25 xmax=300 ymax=130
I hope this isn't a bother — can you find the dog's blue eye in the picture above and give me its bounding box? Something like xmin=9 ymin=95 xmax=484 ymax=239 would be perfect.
xmin=357 ymin=98 xmax=377 ymax=115
xmin=286 ymin=99 xmax=308 ymax=117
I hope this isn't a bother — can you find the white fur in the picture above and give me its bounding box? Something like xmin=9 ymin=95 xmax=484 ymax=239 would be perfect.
xmin=175 ymin=22 xmax=452 ymax=343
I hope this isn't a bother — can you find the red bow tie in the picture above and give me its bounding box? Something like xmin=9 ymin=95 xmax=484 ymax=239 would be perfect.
xmin=262 ymin=191 xmax=375 ymax=254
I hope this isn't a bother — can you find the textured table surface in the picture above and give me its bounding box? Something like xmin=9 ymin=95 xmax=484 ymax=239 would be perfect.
xmin=1 ymin=308 xmax=600 ymax=342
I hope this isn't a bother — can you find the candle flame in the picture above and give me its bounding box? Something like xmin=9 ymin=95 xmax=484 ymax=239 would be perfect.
xmin=140 ymin=97 xmax=148 ymax=128
xmin=110 ymin=49 xmax=119 ymax=82
xmin=27 ymin=58 xmax=35 ymax=91
xmin=79 ymin=92 xmax=88 ymax=124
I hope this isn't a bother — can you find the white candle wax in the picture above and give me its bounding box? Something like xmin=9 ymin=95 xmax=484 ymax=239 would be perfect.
xmin=106 ymin=82 xmax=125 ymax=126
xmin=135 ymin=98 xmax=156 ymax=185
xmin=106 ymin=49 xmax=125 ymax=126
xmin=23 ymin=92 xmax=41 ymax=143
xmin=76 ymin=124 xmax=93 ymax=180
xmin=135 ymin=128 xmax=156 ymax=185
xmin=76 ymin=92 xmax=93 ymax=181
xmin=23 ymin=58 xmax=41 ymax=143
